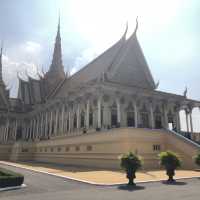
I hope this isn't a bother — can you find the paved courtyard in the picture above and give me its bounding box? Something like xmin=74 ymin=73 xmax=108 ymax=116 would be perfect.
xmin=0 ymin=163 xmax=200 ymax=200
xmin=1 ymin=161 xmax=200 ymax=184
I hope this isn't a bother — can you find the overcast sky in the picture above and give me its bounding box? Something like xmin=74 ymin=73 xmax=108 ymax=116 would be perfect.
xmin=0 ymin=0 xmax=199 ymax=131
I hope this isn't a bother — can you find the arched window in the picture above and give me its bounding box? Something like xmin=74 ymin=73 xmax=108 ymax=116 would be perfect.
xmin=126 ymin=102 xmax=135 ymax=127
xmin=89 ymin=107 xmax=93 ymax=127
xmin=80 ymin=111 xmax=85 ymax=128
xmin=16 ymin=126 xmax=22 ymax=140
xmin=73 ymin=113 xmax=77 ymax=129
xmin=111 ymin=102 xmax=117 ymax=127
xmin=140 ymin=104 xmax=149 ymax=128
xmin=67 ymin=117 xmax=69 ymax=132
xmin=154 ymin=106 xmax=162 ymax=129
xmin=52 ymin=122 xmax=54 ymax=134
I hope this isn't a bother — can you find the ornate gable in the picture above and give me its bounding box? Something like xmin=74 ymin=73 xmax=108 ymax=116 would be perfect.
xmin=107 ymin=21 xmax=155 ymax=90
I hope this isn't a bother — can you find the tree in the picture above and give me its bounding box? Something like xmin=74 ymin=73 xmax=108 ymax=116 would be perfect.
xmin=159 ymin=151 xmax=181 ymax=182
xmin=194 ymin=152 xmax=200 ymax=168
xmin=120 ymin=152 xmax=142 ymax=186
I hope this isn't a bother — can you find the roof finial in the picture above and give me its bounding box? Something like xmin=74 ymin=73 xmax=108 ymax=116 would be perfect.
xmin=123 ymin=21 xmax=128 ymax=38
xmin=49 ymin=11 xmax=64 ymax=76
xmin=134 ymin=16 xmax=138 ymax=34
xmin=183 ymin=86 xmax=188 ymax=98
xmin=58 ymin=10 xmax=60 ymax=33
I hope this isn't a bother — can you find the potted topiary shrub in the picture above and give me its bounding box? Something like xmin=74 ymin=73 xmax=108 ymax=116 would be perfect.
xmin=120 ymin=152 xmax=142 ymax=186
xmin=194 ymin=152 xmax=200 ymax=170
xmin=159 ymin=151 xmax=181 ymax=183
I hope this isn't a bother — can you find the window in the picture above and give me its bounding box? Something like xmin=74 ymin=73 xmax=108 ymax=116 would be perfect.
xmin=21 ymin=148 xmax=28 ymax=153
xmin=80 ymin=111 xmax=85 ymax=128
xmin=86 ymin=145 xmax=92 ymax=151
xmin=111 ymin=102 xmax=117 ymax=127
xmin=153 ymin=145 xmax=161 ymax=151
xmin=57 ymin=147 xmax=61 ymax=152
xmin=75 ymin=146 xmax=80 ymax=151
xmin=50 ymin=148 xmax=54 ymax=152
xmin=65 ymin=147 xmax=70 ymax=152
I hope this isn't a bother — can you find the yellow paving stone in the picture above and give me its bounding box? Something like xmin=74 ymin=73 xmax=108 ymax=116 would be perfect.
xmin=0 ymin=161 xmax=199 ymax=184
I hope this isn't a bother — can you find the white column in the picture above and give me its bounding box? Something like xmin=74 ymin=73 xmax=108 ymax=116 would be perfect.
xmin=134 ymin=101 xmax=138 ymax=128
xmin=61 ymin=105 xmax=65 ymax=134
xmin=39 ymin=115 xmax=42 ymax=139
xmin=64 ymin=108 xmax=68 ymax=134
xmin=36 ymin=116 xmax=39 ymax=139
xmin=185 ymin=110 xmax=189 ymax=133
xmin=97 ymin=97 xmax=101 ymax=129
xmin=189 ymin=111 xmax=193 ymax=133
xmin=103 ymin=103 xmax=110 ymax=129
xmin=40 ymin=114 xmax=43 ymax=138
xmin=32 ymin=118 xmax=35 ymax=139
xmin=86 ymin=100 xmax=90 ymax=129
xmin=2 ymin=126 xmax=5 ymax=142
xmin=32 ymin=118 xmax=36 ymax=139
xmin=76 ymin=104 xmax=80 ymax=129
xmin=6 ymin=119 xmax=10 ymax=142
xmin=176 ymin=111 xmax=181 ymax=132
xmin=29 ymin=120 xmax=32 ymax=140
xmin=116 ymin=98 xmax=121 ymax=126
xmin=68 ymin=111 xmax=71 ymax=133
xmin=44 ymin=112 xmax=48 ymax=138
xmin=0 ymin=127 xmax=2 ymax=142
xmin=163 ymin=106 xmax=169 ymax=129
xmin=49 ymin=111 xmax=53 ymax=137
xmin=4 ymin=124 xmax=7 ymax=142
xmin=150 ymin=104 xmax=154 ymax=129
xmin=54 ymin=109 xmax=58 ymax=135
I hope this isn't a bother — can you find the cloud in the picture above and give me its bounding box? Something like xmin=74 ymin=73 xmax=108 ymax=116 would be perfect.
xmin=23 ymin=41 xmax=42 ymax=53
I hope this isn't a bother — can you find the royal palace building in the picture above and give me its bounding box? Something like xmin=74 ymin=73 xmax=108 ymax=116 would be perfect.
xmin=0 ymin=19 xmax=200 ymax=169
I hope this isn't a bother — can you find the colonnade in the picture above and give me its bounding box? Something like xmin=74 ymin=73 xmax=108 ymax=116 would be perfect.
xmin=0 ymin=94 xmax=200 ymax=144
xmin=0 ymin=118 xmax=18 ymax=143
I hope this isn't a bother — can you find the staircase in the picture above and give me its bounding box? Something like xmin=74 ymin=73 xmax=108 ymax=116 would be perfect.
xmin=163 ymin=129 xmax=200 ymax=169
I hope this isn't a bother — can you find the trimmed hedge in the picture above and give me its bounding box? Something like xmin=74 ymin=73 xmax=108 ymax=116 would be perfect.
xmin=0 ymin=167 xmax=24 ymax=188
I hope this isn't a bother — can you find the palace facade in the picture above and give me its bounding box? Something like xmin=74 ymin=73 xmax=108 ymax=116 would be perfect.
xmin=0 ymin=19 xmax=200 ymax=169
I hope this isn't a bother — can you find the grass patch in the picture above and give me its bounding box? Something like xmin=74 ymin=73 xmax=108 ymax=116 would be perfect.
xmin=0 ymin=167 xmax=24 ymax=188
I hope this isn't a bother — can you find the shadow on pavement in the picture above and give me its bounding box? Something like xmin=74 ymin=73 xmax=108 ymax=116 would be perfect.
xmin=162 ymin=181 xmax=187 ymax=185
xmin=117 ymin=185 xmax=145 ymax=191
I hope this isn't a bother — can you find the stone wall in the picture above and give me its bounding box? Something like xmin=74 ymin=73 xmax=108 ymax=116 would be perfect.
xmin=0 ymin=128 xmax=199 ymax=170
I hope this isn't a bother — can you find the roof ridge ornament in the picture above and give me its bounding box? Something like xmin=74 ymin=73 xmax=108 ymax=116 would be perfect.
xmin=122 ymin=21 xmax=128 ymax=39
xmin=17 ymin=71 xmax=24 ymax=81
xmin=155 ymin=80 xmax=160 ymax=89
xmin=184 ymin=86 xmax=188 ymax=98
xmin=36 ymin=66 xmax=44 ymax=79
xmin=134 ymin=16 xmax=138 ymax=34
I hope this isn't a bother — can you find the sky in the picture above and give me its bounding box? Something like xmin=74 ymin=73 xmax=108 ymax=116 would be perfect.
xmin=0 ymin=0 xmax=199 ymax=131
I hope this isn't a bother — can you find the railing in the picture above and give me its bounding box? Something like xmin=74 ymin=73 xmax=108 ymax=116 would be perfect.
xmin=167 ymin=129 xmax=200 ymax=148
xmin=179 ymin=131 xmax=200 ymax=145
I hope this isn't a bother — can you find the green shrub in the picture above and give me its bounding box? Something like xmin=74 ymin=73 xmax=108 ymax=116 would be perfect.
xmin=0 ymin=167 xmax=24 ymax=188
xmin=159 ymin=151 xmax=181 ymax=182
xmin=194 ymin=152 xmax=200 ymax=167
xmin=120 ymin=152 xmax=142 ymax=185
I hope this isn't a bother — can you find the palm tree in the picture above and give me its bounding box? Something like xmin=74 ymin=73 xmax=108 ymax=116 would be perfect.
xmin=120 ymin=152 xmax=142 ymax=186
xmin=159 ymin=151 xmax=181 ymax=182
xmin=194 ymin=152 xmax=200 ymax=168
